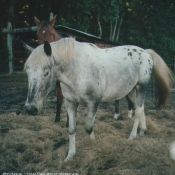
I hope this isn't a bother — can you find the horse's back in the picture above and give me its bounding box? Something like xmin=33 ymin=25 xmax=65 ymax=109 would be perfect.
xmin=61 ymin=42 xmax=154 ymax=103
xmin=88 ymin=45 xmax=153 ymax=101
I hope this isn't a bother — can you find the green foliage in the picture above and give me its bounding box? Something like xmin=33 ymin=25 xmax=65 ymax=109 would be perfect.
xmin=1 ymin=0 xmax=175 ymax=63
xmin=101 ymin=0 xmax=121 ymax=22
xmin=119 ymin=0 xmax=175 ymax=62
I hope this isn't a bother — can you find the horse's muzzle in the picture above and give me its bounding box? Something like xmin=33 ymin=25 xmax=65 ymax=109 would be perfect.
xmin=25 ymin=104 xmax=38 ymax=116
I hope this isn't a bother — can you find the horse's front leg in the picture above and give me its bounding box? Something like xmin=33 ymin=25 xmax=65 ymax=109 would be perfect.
xmin=85 ymin=102 xmax=99 ymax=140
xmin=64 ymin=100 xmax=78 ymax=162
xmin=55 ymin=81 xmax=64 ymax=122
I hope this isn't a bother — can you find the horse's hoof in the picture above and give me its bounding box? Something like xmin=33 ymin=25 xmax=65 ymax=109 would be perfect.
xmin=66 ymin=123 xmax=69 ymax=128
xmin=64 ymin=152 xmax=75 ymax=162
xmin=113 ymin=113 xmax=120 ymax=120
xmin=55 ymin=118 xmax=60 ymax=123
xmin=139 ymin=131 xmax=145 ymax=136
xmin=16 ymin=110 xmax=21 ymax=115
xmin=64 ymin=157 xmax=69 ymax=162
xmin=128 ymin=134 xmax=136 ymax=140
xmin=139 ymin=129 xmax=147 ymax=137
xmin=128 ymin=114 xmax=132 ymax=118
xmin=128 ymin=110 xmax=133 ymax=118
xmin=90 ymin=131 xmax=96 ymax=140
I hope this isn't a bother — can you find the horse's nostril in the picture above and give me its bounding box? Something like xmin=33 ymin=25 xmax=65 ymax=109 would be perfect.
xmin=26 ymin=105 xmax=38 ymax=116
xmin=32 ymin=106 xmax=38 ymax=116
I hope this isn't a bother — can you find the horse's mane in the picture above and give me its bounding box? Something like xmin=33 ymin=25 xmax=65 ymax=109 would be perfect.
xmin=24 ymin=38 xmax=77 ymax=70
xmin=24 ymin=37 xmax=101 ymax=70
xmin=51 ymin=37 xmax=77 ymax=62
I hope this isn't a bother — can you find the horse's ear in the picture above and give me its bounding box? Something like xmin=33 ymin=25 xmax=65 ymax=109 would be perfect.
xmin=44 ymin=41 xmax=52 ymax=56
xmin=49 ymin=15 xmax=57 ymax=27
xmin=34 ymin=16 xmax=41 ymax=27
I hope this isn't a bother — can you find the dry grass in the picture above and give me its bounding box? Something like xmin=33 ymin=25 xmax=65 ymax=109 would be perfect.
xmin=1 ymin=106 xmax=175 ymax=175
xmin=0 ymin=72 xmax=175 ymax=175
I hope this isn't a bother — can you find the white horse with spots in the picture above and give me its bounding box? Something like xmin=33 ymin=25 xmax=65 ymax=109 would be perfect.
xmin=24 ymin=38 xmax=172 ymax=161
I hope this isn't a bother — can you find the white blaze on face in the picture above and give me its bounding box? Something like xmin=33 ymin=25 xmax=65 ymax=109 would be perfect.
xmin=43 ymin=30 xmax=46 ymax=34
xmin=25 ymin=67 xmax=45 ymax=112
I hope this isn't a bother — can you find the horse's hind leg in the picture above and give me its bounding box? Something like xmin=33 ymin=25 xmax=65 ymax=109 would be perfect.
xmin=114 ymin=97 xmax=134 ymax=120
xmin=66 ymin=113 xmax=69 ymax=128
xmin=126 ymin=95 xmax=135 ymax=118
xmin=127 ymin=84 xmax=147 ymax=140
xmin=55 ymin=81 xmax=64 ymax=122
xmin=64 ymin=100 xmax=78 ymax=162
xmin=114 ymin=100 xmax=120 ymax=119
xmin=138 ymin=104 xmax=146 ymax=137
xmin=85 ymin=102 xmax=99 ymax=140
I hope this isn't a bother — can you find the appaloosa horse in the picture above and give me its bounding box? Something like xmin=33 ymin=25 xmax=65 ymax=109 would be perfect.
xmin=25 ymin=38 xmax=173 ymax=161
xmin=38 ymin=16 xmax=135 ymax=121
xmin=23 ymin=15 xmax=130 ymax=123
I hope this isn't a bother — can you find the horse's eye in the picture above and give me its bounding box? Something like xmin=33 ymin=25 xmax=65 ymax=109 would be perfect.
xmin=44 ymin=72 xmax=49 ymax=77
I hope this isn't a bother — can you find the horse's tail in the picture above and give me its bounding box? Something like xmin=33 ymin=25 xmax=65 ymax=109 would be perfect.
xmin=146 ymin=49 xmax=174 ymax=108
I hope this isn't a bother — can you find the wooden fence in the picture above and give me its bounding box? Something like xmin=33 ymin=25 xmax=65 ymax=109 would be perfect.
xmin=2 ymin=13 xmax=109 ymax=74
xmin=2 ymin=13 xmax=55 ymax=74
xmin=2 ymin=13 xmax=175 ymax=75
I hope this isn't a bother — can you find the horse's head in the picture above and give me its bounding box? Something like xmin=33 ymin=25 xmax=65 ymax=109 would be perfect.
xmin=25 ymin=41 xmax=56 ymax=115
xmin=34 ymin=15 xmax=61 ymax=44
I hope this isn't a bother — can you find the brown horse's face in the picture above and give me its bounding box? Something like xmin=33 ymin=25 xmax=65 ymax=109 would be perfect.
xmin=34 ymin=15 xmax=61 ymax=45
xmin=37 ymin=25 xmax=55 ymax=44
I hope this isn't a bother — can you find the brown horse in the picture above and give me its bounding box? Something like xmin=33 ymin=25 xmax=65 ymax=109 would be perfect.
xmin=34 ymin=15 xmax=66 ymax=123
xmin=34 ymin=15 xmax=134 ymax=122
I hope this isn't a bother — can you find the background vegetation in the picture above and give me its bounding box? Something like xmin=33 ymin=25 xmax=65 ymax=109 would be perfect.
xmin=0 ymin=0 xmax=175 ymax=68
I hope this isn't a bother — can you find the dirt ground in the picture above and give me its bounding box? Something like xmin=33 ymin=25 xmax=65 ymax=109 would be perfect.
xmin=0 ymin=71 xmax=175 ymax=175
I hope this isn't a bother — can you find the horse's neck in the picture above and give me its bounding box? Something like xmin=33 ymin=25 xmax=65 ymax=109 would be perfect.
xmin=54 ymin=61 xmax=74 ymax=88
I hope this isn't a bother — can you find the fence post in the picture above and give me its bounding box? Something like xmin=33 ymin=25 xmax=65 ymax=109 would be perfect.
xmin=49 ymin=12 xmax=53 ymax=20
xmin=7 ymin=22 xmax=13 ymax=75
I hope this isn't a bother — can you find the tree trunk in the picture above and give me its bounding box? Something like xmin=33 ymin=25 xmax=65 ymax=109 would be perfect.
xmin=111 ymin=17 xmax=118 ymax=41
xmin=7 ymin=0 xmax=15 ymax=74
xmin=116 ymin=13 xmax=124 ymax=42
xmin=8 ymin=0 xmax=15 ymax=22
xmin=7 ymin=22 xmax=13 ymax=75
xmin=97 ymin=13 xmax=102 ymax=38
xmin=110 ymin=22 xmax=113 ymax=40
